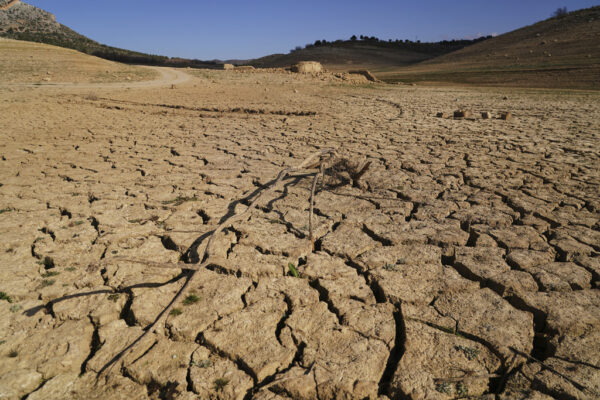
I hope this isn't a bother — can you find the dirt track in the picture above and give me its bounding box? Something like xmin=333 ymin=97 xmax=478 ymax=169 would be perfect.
xmin=0 ymin=66 xmax=191 ymax=89
xmin=0 ymin=68 xmax=599 ymax=400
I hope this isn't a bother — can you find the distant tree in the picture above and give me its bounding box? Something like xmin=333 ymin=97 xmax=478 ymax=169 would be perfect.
xmin=360 ymin=35 xmax=365 ymax=40
xmin=552 ymin=7 xmax=568 ymax=18
xmin=350 ymin=35 xmax=357 ymax=41
xmin=314 ymin=40 xmax=322 ymax=46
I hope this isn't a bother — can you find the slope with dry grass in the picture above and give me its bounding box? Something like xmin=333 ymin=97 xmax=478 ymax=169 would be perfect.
xmin=0 ymin=38 xmax=157 ymax=83
xmin=377 ymin=6 xmax=600 ymax=89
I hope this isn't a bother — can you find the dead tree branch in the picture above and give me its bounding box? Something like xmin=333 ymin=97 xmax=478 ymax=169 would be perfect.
xmin=96 ymin=148 xmax=337 ymax=380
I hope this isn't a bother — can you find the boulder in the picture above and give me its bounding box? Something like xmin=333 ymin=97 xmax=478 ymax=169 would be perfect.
xmin=223 ymin=63 xmax=234 ymax=70
xmin=291 ymin=61 xmax=323 ymax=74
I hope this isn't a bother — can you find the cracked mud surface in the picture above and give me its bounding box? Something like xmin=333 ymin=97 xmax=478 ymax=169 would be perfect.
xmin=1 ymin=68 xmax=599 ymax=400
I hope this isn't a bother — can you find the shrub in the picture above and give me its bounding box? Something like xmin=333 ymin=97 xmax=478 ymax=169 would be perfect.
xmin=552 ymin=7 xmax=568 ymax=18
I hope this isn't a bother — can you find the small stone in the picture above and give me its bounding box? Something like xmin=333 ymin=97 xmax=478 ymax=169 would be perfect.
xmin=436 ymin=112 xmax=448 ymax=118
xmin=500 ymin=112 xmax=512 ymax=120
xmin=481 ymin=112 xmax=491 ymax=119
xmin=454 ymin=110 xmax=472 ymax=118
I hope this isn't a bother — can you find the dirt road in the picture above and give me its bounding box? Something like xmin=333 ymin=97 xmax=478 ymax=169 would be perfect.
xmin=0 ymin=65 xmax=192 ymax=88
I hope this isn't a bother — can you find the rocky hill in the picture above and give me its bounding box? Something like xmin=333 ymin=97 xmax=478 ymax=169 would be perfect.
xmin=0 ymin=0 xmax=219 ymax=68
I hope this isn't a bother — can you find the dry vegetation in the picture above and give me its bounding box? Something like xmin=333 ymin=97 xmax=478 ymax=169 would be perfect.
xmin=0 ymin=38 xmax=157 ymax=83
xmin=376 ymin=6 xmax=600 ymax=88
xmin=0 ymin=41 xmax=599 ymax=400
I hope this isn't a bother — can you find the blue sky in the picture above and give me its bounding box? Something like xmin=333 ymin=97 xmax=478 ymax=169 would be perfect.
xmin=27 ymin=0 xmax=599 ymax=60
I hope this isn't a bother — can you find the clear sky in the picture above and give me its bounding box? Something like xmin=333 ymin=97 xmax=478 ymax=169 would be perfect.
xmin=26 ymin=0 xmax=599 ymax=60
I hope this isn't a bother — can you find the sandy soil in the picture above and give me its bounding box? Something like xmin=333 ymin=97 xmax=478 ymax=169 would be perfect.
xmin=0 ymin=64 xmax=599 ymax=400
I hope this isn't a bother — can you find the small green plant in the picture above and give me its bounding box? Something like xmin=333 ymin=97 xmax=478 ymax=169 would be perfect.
xmin=40 ymin=279 xmax=55 ymax=288
xmin=161 ymin=196 xmax=198 ymax=206
xmin=108 ymin=294 xmax=120 ymax=302
xmin=183 ymin=293 xmax=200 ymax=305
xmin=191 ymin=359 xmax=211 ymax=368
xmin=0 ymin=208 xmax=12 ymax=214
xmin=9 ymin=304 xmax=22 ymax=313
xmin=383 ymin=263 xmax=397 ymax=271
xmin=8 ymin=350 xmax=18 ymax=358
xmin=0 ymin=292 xmax=13 ymax=303
xmin=214 ymin=378 xmax=229 ymax=392
xmin=170 ymin=308 xmax=183 ymax=317
xmin=66 ymin=267 xmax=76 ymax=272
xmin=34 ymin=237 xmax=44 ymax=242
xmin=0 ymin=340 xmax=5 ymax=345
xmin=41 ymin=271 xmax=60 ymax=278
xmin=128 ymin=219 xmax=142 ymax=224
xmin=456 ymin=345 xmax=480 ymax=360
xmin=456 ymin=382 xmax=468 ymax=396
xmin=288 ymin=262 xmax=300 ymax=278
xmin=73 ymin=220 xmax=85 ymax=226
xmin=435 ymin=381 xmax=452 ymax=394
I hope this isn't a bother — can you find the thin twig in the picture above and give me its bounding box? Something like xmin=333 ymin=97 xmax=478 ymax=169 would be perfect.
xmin=308 ymin=171 xmax=319 ymax=250
xmin=96 ymin=148 xmax=336 ymax=380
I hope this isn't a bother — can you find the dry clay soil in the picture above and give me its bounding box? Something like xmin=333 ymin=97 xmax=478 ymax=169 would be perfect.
xmin=1 ymin=65 xmax=600 ymax=400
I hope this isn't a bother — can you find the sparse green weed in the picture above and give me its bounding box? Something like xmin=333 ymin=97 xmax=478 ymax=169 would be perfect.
xmin=170 ymin=308 xmax=183 ymax=317
xmin=214 ymin=378 xmax=229 ymax=392
xmin=40 ymin=279 xmax=55 ymax=288
xmin=183 ymin=293 xmax=200 ymax=305
xmin=383 ymin=263 xmax=397 ymax=271
xmin=0 ymin=292 xmax=13 ymax=303
xmin=435 ymin=382 xmax=452 ymax=394
xmin=191 ymin=359 xmax=211 ymax=368
xmin=288 ymin=262 xmax=300 ymax=278
xmin=9 ymin=304 xmax=22 ymax=313
xmin=161 ymin=196 xmax=198 ymax=206
xmin=456 ymin=345 xmax=480 ymax=360
xmin=108 ymin=294 xmax=120 ymax=302
xmin=41 ymin=271 xmax=60 ymax=278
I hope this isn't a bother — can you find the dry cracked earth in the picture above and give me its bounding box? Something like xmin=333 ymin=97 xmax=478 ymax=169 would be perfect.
xmin=0 ymin=68 xmax=599 ymax=400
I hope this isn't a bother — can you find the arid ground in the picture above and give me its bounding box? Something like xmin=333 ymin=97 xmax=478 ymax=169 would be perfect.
xmin=1 ymin=40 xmax=599 ymax=400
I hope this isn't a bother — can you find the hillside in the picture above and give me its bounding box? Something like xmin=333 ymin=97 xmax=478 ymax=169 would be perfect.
xmin=249 ymin=38 xmax=487 ymax=72
xmin=0 ymin=37 xmax=158 ymax=83
xmin=0 ymin=0 xmax=218 ymax=68
xmin=377 ymin=6 xmax=600 ymax=89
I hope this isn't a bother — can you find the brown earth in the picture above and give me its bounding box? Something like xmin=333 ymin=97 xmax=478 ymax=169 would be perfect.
xmin=0 ymin=42 xmax=599 ymax=400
